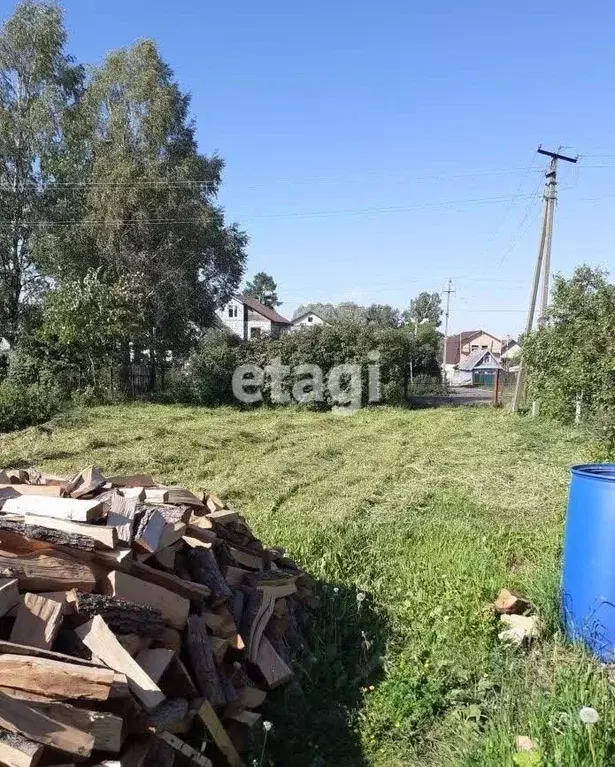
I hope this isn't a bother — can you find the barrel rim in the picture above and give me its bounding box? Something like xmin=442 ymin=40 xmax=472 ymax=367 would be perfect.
xmin=571 ymin=463 xmax=615 ymax=481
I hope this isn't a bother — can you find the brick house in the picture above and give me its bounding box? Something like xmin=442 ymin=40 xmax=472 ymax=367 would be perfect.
xmin=216 ymin=295 xmax=291 ymax=341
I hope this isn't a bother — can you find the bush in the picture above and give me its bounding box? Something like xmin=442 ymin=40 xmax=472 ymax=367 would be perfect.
xmin=0 ymin=379 xmax=63 ymax=433
xmin=180 ymin=322 xmax=441 ymax=409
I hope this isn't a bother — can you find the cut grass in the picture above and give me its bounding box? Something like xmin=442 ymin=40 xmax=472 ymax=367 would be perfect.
xmin=1 ymin=404 xmax=611 ymax=766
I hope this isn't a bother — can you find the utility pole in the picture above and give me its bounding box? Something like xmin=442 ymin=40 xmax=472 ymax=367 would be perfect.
xmin=441 ymin=278 xmax=455 ymax=383
xmin=512 ymin=146 xmax=577 ymax=412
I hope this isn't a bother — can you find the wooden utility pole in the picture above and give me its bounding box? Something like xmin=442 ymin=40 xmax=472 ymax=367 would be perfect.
xmin=511 ymin=146 xmax=577 ymax=412
xmin=441 ymin=279 xmax=455 ymax=383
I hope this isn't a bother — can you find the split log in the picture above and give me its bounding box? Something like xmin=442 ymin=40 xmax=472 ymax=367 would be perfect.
xmin=75 ymin=616 xmax=165 ymax=711
xmin=10 ymin=593 xmax=64 ymax=650
xmin=157 ymin=657 xmax=197 ymax=699
xmin=0 ymin=729 xmax=43 ymax=767
xmin=100 ymin=571 xmax=189 ymax=631
xmin=73 ymin=592 xmax=164 ymax=639
xmin=118 ymin=560 xmax=211 ymax=604
xmin=25 ymin=700 xmax=123 ymax=753
xmin=106 ymin=494 xmax=137 ymax=545
xmin=0 ymin=484 xmax=62 ymax=496
xmin=65 ymin=465 xmax=106 ymax=499
xmin=0 ymin=549 xmax=97 ymax=593
xmin=0 ymin=578 xmax=19 ymax=616
xmin=134 ymin=649 xmax=174 ymax=684
xmin=156 ymin=731 xmax=211 ymax=767
xmin=25 ymin=516 xmax=117 ymax=550
xmin=148 ymin=698 xmax=189 ymax=733
xmin=133 ymin=509 xmax=167 ymax=554
xmin=196 ymin=701 xmax=243 ymax=767
xmin=108 ymin=475 xmax=157 ymax=488
xmin=185 ymin=548 xmax=232 ymax=601
xmin=184 ymin=615 xmax=226 ymax=707
xmin=253 ymin=636 xmax=292 ymax=689
xmin=0 ymin=516 xmax=96 ymax=551
xmin=0 ymin=654 xmax=119 ymax=701
xmin=0 ymin=496 xmax=103 ymax=522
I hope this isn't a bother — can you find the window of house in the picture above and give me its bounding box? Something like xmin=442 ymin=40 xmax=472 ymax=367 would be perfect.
xmin=228 ymin=305 xmax=238 ymax=318
xmin=307 ymin=316 xmax=313 ymax=322
xmin=481 ymin=344 xmax=488 ymax=349
xmin=471 ymin=344 xmax=479 ymax=351
xmin=250 ymin=327 xmax=262 ymax=339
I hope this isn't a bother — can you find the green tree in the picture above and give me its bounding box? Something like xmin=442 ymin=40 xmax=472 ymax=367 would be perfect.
xmin=404 ymin=291 xmax=442 ymax=328
xmin=244 ymin=272 xmax=281 ymax=308
xmin=365 ymin=304 xmax=401 ymax=328
xmin=45 ymin=40 xmax=247 ymax=384
xmin=0 ymin=0 xmax=82 ymax=342
xmin=524 ymin=266 xmax=615 ymax=424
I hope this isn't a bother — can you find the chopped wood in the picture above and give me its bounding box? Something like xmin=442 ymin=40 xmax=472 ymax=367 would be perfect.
xmin=196 ymin=701 xmax=243 ymax=767
xmin=133 ymin=509 xmax=167 ymax=554
xmin=494 ymin=588 xmax=532 ymax=615
xmin=73 ymin=592 xmax=164 ymax=639
xmin=143 ymin=487 xmax=169 ymax=505
xmin=25 ymin=700 xmax=123 ymax=753
xmin=75 ymin=616 xmax=165 ymax=711
xmin=158 ymin=522 xmax=186 ymax=550
xmin=0 ymin=578 xmax=19 ymax=616
xmin=0 ymin=496 xmax=103 ymax=523
xmin=0 ymin=728 xmax=43 ymax=767
xmin=0 ymin=654 xmax=118 ymax=701
xmin=11 ymin=593 xmax=64 ymax=650
xmin=155 ymin=628 xmax=182 ymax=654
xmin=0 ymin=549 xmax=97 ymax=593
xmin=207 ymin=510 xmax=239 ymax=525
xmin=228 ymin=548 xmax=263 ymax=571
xmin=148 ymin=698 xmax=189 ymax=733
xmin=184 ymin=616 xmax=226 ymax=707
xmin=164 ymin=487 xmax=203 ymax=508
xmin=246 ymin=591 xmax=276 ymax=663
xmin=65 ymin=465 xmax=107 ymax=499
xmin=0 ymin=691 xmax=95 ymax=757
xmin=101 ymin=571 xmax=189 ymax=631
xmin=253 ymin=636 xmax=292 ymax=689
xmin=135 ymin=649 xmax=174 ymax=684
xmin=204 ymin=494 xmax=226 ymax=513
xmin=185 ymin=548 xmax=232 ymax=601
xmin=0 ymin=516 xmax=97 ymax=551
xmin=108 ymin=475 xmax=157 ymax=488
xmin=0 ymin=484 xmax=62 ymax=497
xmin=106 ymin=494 xmax=138 ymax=545
xmin=0 ymin=466 xmax=311 ymax=764
xmin=24 ymin=515 xmax=118 ymax=550
xmin=156 ymin=731 xmax=211 ymax=767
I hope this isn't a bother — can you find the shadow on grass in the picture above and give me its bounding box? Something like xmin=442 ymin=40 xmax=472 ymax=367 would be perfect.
xmin=262 ymin=582 xmax=389 ymax=767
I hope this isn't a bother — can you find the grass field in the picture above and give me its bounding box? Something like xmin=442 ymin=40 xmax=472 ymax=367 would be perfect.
xmin=1 ymin=404 xmax=612 ymax=766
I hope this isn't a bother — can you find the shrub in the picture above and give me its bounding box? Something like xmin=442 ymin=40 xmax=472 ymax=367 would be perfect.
xmin=0 ymin=379 xmax=63 ymax=433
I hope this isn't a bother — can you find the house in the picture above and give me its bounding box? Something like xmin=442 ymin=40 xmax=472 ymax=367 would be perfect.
xmin=444 ymin=329 xmax=505 ymax=385
xmin=455 ymin=348 xmax=503 ymax=386
xmin=501 ymin=338 xmax=521 ymax=362
xmin=291 ymin=310 xmax=330 ymax=331
xmin=216 ymin=295 xmax=292 ymax=340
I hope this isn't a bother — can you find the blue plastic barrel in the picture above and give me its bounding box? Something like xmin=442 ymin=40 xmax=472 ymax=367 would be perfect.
xmin=562 ymin=464 xmax=615 ymax=661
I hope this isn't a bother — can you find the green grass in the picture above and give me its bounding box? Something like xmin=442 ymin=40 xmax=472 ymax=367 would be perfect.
xmin=1 ymin=404 xmax=613 ymax=766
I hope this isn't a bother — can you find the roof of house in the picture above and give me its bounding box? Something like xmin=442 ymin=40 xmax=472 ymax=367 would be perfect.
xmin=501 ymin=338 xmax=520 ymax=354
xmin=292 ymin=310 xmax=330 ymax=325
xmin=444 ymin=330 xmax=482 ymax=365
xmin=457 ymin=349 xmax=503 ymax=371
xmin=238 ymin=295 xmax=291 ymax=325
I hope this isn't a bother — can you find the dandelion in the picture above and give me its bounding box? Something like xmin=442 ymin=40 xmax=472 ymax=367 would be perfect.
xmin=333 ymin=586 xmax=339 ymax=595
xmin=263 ymin=720 xmax=273 ymax=732
xmin=579 ymin=706 xmax=599 ymax=725
xmin=579 ymin=707 xmax=599 ymax=767
xmin=356 ymin=591 xmax=366 ymax=603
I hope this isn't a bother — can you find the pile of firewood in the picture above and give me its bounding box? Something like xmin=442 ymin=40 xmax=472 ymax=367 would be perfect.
xmin=0 ymin=465 xmax=312 ymax=766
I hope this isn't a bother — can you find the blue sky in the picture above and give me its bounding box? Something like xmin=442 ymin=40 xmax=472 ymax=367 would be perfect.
xmin=5 ymin=0 xmax=614 ymax=335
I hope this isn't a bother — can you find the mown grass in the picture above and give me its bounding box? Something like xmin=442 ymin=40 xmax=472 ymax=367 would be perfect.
xmin=1 ymin=404 xmax=612 ymax=766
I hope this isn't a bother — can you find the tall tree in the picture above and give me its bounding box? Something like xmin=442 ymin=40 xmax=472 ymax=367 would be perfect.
xmin=44 ymin=40 xmax=247 ymax=382
xmin=0 ymin=0 xmax=82 ymax=342
xmin=365 ymin=303 xmax=401 ymax=328
xmin=244 ymin=272 xmax=281 ymax=308
xmin=404 ymin=291 xmax=442 ymax=328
